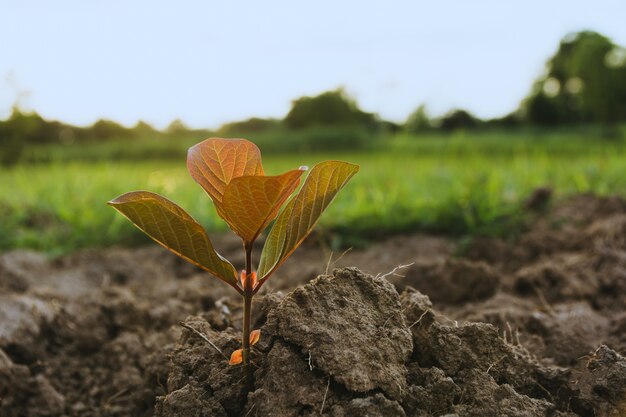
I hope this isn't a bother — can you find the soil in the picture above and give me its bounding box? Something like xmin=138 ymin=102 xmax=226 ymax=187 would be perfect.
xmin=1 ymin=193 xmax=626 ymax=416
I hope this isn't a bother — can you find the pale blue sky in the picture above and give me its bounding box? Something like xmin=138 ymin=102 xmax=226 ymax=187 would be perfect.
xmin=1 ymin=1 xmax=625 ymax=128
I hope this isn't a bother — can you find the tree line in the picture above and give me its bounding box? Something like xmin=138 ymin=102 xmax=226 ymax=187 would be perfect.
xmin=1 ymin=30 xmax=625 ymax=165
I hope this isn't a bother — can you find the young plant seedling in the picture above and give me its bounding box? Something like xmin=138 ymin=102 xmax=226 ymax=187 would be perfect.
xmin=108 ymin=138 xmax=359 ymax=389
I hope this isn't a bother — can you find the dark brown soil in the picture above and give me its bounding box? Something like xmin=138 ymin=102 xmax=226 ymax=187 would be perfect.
xmin=1 ymin=194 xmax=626 ymax=416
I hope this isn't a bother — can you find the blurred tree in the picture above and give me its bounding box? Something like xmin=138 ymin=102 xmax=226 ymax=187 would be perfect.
xmin=379 ymin=120 xmax=402 ymax=135
xmin=522 ymin=31 xmax=626 ymax=126
xmin=2 ymin=107 xmax=60 ymax=144
xmin=218 ymin=117 xmax=280 ymax=136
xmin=132 ymin=120 xmax=157 ymax=138
xmin=0 ymin=117 xmax=23 ymax=166
xmin=91 ymin=119 xmax=129 ymax=141
xmin=525 ymin=93 xmax=561 ymax=126
xmin=284 ymin=88 xmax=378 ymax=129
xmin=439 ymin=109 xmax=480 ymax=131
xmin=484 ymin=112 xmax=522 ymax=128
xmin=405 ymin=104 xmax=432 ymax=133
xmin=166 ymin=118 xmax=188 ymax=135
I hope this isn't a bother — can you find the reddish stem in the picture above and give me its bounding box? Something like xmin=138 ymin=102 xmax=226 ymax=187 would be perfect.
xmin=242 ymin=243 xmax=253 ymax=391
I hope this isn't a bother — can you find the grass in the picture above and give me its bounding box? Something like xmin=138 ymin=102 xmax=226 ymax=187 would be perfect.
xmin=2 ymin=128 xmax=626 ymax=254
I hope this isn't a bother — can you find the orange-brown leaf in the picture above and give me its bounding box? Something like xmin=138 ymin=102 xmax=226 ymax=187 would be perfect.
xmin=187 ymin=138 xmax=264 ymax=205
xmin=257 ymin=161 xmax=359 ymax=281
xmin=249 ymin=329 xmax=261 ymax=346
xmin=220 ymin=169 xmax=304 ymax=243
xmin=107 ymin=191 xmax=238 ymax=286
xmin=229 ymin=349 xmax=243 ymax=365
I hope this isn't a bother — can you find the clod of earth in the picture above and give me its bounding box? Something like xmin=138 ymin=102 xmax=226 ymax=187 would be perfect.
xmin=267 ymin=267 xmax=412 ymax=400
xmin=397 ymin=258 xmax=500 ymax=304
xmin=568 ymin=345 xmax=626 ymax=416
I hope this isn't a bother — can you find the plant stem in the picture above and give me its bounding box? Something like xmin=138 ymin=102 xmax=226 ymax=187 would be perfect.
xmin=242 ymin=243 xmax=253 ymax=391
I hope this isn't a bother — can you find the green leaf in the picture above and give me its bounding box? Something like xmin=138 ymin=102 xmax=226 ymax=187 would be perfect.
xmin=257 ymin=161 xmax=359 ymax=281
xmin=108 ymin=191 xmax=238 ymax=287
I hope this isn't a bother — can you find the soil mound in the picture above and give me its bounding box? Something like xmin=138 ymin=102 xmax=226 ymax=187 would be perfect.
xmin=1 ymin=194 xmax=626 ymax=416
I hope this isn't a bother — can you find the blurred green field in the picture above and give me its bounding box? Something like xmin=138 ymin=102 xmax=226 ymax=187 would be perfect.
xmin=2 ymin=130 xmax=626 ymax=255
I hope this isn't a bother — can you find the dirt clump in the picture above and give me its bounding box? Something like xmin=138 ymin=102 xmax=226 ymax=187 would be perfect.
xmin=267 ymin=267 xmax=412 ymax=399
xmin=165 ymin=316 xmax=245 ymax=416
xmin=155 ymin=381 xmax=227 ymax=417
xmin=399 ymin=258 xmax=499 ymax=305
xmin=0 ymin=250 xmax=49 ymax=292
xmin=568 ymin=345 xmax=626 ymax=416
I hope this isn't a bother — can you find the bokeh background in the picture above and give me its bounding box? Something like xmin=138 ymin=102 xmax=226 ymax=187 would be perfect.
xmin=2 ymin=0 xmax=626 ymax=254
